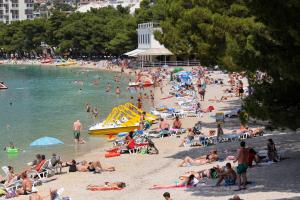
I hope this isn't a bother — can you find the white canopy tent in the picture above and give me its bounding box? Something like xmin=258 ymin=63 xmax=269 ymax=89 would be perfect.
xmin=137 ymin=48 xmax=173 ymax=56
xmin=124 ymin=49 xmax=146 ymax=57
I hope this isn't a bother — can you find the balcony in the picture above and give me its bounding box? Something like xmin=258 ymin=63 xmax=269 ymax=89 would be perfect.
xmin=138 ymin=22 xmax=160 ymax=29
xmin=25 ymin=0 xmax=33 ymax=3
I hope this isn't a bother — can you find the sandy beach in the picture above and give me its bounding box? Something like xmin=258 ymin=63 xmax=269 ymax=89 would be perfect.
xmin=4 ymin=66 xmax=300 ymax=200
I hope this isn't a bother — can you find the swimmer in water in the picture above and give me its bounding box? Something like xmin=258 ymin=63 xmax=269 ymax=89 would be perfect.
xmin=85 ymin=103 xmax=92 ymax=112
xmin=4 ymin=142 xmax=16 ymax=151
xmin=92 ymin=108 xmax=99 ymax=120
xmin=105 ymin=83 xmax=111 ymax=92
xmin=115 ymin=86 xmax=121 ymax=95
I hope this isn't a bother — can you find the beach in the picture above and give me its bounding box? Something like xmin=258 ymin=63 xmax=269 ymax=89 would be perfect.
xmin=2 ymin=64 xmax=300 ymax=200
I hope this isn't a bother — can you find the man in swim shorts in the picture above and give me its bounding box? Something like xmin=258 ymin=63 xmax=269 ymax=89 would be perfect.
xmin=234 ymin=141 xmax=248 ymax=190
xmin=73 ymin=120 xmax=85 ymax=144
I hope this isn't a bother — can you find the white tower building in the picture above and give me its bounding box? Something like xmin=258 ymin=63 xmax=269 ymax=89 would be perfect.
xmin=125 ymin=22 xmax=173 ymax=63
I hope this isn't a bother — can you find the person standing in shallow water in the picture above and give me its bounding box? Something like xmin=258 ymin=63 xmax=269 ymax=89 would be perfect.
xmin=73 ymin=120 xmax=85 ymax=144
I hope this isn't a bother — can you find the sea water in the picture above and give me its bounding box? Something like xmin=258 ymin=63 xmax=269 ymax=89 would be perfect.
xmin=0 ymin=65 xmax=134 ymax=170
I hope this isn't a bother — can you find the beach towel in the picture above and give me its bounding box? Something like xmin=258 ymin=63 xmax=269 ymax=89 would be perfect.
xmin=161 ymin=96 xmax=173 ymax=100
xmin=87 ymin=187 xmax=123 ymax=191
xmin=149 ymin=185 xmax=188 ymax=190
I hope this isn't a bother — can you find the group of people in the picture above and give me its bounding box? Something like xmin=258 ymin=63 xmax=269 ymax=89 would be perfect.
xmin=174 ymin=138 xmax=279 ymax=191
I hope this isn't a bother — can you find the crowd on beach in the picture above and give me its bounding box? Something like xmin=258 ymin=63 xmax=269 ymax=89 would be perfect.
xmin=0 ymin=65 xmax=284 ymax=200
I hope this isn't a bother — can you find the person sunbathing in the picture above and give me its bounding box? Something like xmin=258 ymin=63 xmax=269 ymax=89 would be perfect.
xmin=150 ymin=171 xmax=206 ymax=190
xmin=77 ymin=161 xmax=115 ymax=173
xmin=4 ymin=166 xmax=17 ymax=187
xmin=233 ymin=125 xmax=249 ymax=134
xmin=87 ymin=161 xmax=115 ymax=173
xmin=178 ymin=150 xmax=218 ymax=167
xmin=87 ymin=182 xmax=126 ymax=191
xmin=216 ymin=163 xmax=237 ymax=186
xmin=249 ymin=127 xmax=263 ymax=137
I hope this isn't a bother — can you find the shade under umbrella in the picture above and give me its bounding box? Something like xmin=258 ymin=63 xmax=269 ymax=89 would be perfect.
xmin=30 ymin=136 xmax=64 ymax=147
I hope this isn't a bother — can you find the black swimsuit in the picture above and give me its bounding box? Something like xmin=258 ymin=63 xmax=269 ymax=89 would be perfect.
xmin=88 ymin=166 xmax=95 ymax=172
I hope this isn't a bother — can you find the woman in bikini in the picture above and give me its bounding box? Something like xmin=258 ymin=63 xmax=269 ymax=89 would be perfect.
xmin=77 ymin=160 xmax=115 ymax=173
xmin=87 ymin=182 xmax=126 ymax=191
xmin=178 ymin=150 xmax=218 ymax=167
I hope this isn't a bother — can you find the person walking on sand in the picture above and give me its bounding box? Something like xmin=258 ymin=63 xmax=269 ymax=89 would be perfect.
xmin=234 ymin=141 xmax=248 ymax=190
xmin=73 ymin=120 xmax=85 ymax=144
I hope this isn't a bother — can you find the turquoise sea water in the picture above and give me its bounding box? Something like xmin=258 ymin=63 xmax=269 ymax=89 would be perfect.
xmin=0 ymin=65 xmax=133 ymax=170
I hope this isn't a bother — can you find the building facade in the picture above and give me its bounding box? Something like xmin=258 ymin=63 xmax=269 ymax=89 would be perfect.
xmin=137 ymin=22 xmax=164 ymax=50
xmin=77 ymin=0 xmax=140 ymax=14
xmin=125 ymin=22 xmax=173 ymax=64
xmin=0 ymin=0 xmax=34 ymax=24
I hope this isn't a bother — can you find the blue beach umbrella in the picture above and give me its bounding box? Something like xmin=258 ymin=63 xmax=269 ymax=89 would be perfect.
xmin=30 ymin=136 xmax=64 ymax=147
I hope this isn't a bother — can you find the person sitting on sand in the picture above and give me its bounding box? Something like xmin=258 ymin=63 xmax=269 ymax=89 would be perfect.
xmin=124 ymin=131 xmax=135 ymax=150
xmin=34 ymin=154 xmax=46 ymax=172
xmin=4 ymin=166 xmax=17 ymax=186
xmin=64 ymin=159 xmax=77 ymax=172
xmin=16 ymin=172 xmax=32 ymax=195
xmin=216 ymin=163 xmax=237 ymax=186
xmin=158 ymin=118 xmax=170 ymax=131
xmin=50 ymin=153 xmax=62 ymax=173
xmin=178 ymin=150 xmax=218 ymax=167
xmin=86 ymin=182 xmax=126 ymax=190
xmin=178 ymin=128 xmax=194 ymax=147
xmin=172 ymin=116 xmax=182 ymax=129
xmin=195 ymin=103 xmax=201 ymax=114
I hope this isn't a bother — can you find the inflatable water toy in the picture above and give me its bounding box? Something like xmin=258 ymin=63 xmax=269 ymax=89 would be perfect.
xmin=6 ymin=148 xmax=18 ymax=154
xmin=89 ymin=103 xmax=157 ymax=135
